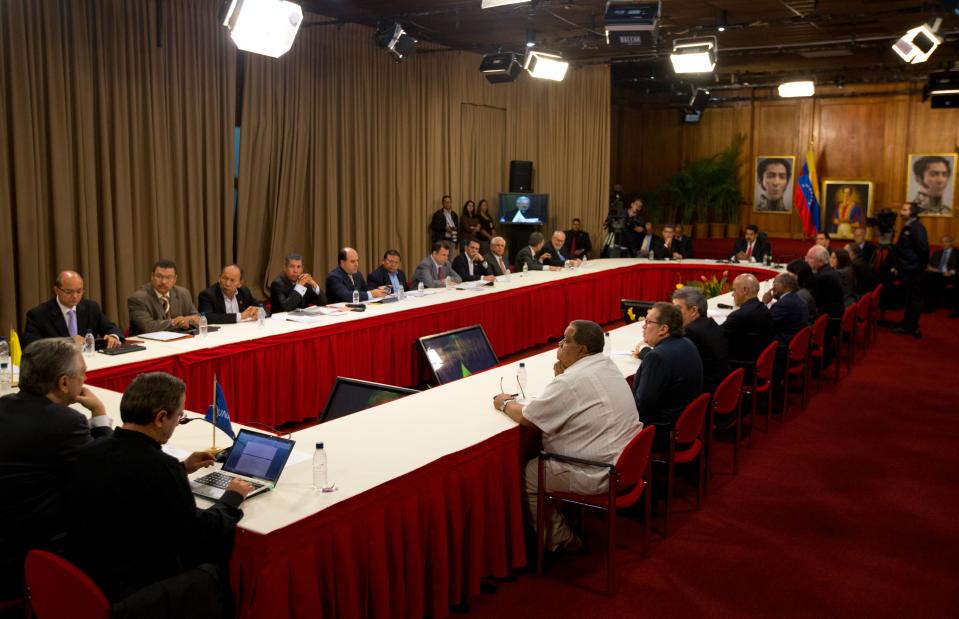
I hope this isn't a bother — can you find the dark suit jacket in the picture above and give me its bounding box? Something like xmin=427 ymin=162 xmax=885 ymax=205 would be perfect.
xmin=653 ymin=238 xmax=682 ymax=260
xmin=731 ymin=238 xmax=772 ymax=262
xmin=270 ymin=274 xmax=326 ymax=312
xmin=451 ymin=253 xmax=491 ymax=281
xmin=929 ymin=248 xmax=958 ymax=273
xmin=812 ymin=267 xmax=845 ymax=319
xmin=326 ymin=267 xmax=376 ymax=303
xmin=430 ymin=208 xmax=459 ymax=244
xmin=562 ymin=230 xmax=592 ymax=258
xmin=632 ymin=336 xmax=703 ymax=437
xmin=127 ymin=284 xmax=197 ymax=335
xmin=851 ymin=258 xmax=875 ymax=298
xmin=721 ymin=297 xmax=774 ymax=364
xmin=367 ymin=266 xmax=408 ymax=291
xmin=197 ymin=284 xmax=257 ymax=324
xmin=770 ymin=291 xmax=810 ymax=347
xmin=893 ymin=218 xmax=929 ymax=275
xmin=538 ymin=243 xmax=570 ymax=267
xmin=23 ymin=298 xmax=123 ymax=348
xmin=684 ymin=316 xmax=730 ymax=395
xmin=637 ymin=233 xmax=663 ymax=257
xmin=514 ymin=245 xmax=545 ymax=271
xmin=0 ymin=392 xmax=112 ymax=598
xmin=484 ymin=252 xmax=510 ymax=277
xmin=674 ymin=234 xmax=694 ymax=258
xmin=855 ymin=241 xmax=877 ymax=267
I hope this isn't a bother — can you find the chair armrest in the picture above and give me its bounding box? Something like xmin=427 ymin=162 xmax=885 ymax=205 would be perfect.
xmin=539 ymin=450 xmax=615 ymax=471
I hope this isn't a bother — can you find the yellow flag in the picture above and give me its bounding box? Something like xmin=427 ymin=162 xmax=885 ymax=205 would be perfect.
xmin=9 ymin=329 xmax=21 ymax=367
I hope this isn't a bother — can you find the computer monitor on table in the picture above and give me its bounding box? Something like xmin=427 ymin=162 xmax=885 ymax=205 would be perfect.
xmin=418 ymin=324 xmax=499 ymax=385
xmin=320 ymin=377 xmax=420 ymax=423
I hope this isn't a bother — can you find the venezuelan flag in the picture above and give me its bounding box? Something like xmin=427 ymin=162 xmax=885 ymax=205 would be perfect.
xmin=792 ymin=147 xmax=821 ymax=238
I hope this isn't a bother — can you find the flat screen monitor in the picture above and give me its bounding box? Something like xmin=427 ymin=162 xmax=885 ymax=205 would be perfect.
xmin=320 ymin=377 xmax=420 ymax=423
xmin=498 ymin=192 xmax=549 ymax=224
xmin=418 ymin=324 xmax=499 ymax=385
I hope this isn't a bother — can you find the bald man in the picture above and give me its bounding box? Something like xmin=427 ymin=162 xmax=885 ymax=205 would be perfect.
xmin=326 ymin=247 xmax=387 ymax=304
xmin=805 ymin=245 xmax=844 ymax=321
xmin=22 ymin=271 xmax=124 ymax=349
xmin=197 ymin=264 xmax=260 ymax=324
xmin=720 ymin=273 xmax=773 ymax=366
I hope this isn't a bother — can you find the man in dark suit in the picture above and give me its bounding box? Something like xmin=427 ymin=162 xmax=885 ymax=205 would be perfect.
xmin=367 ymin=249 xmax=408 ymax=292
xmin=412 ymin=241 xmax=462 ymax=289
xmin=326 ymin=247 xmax=388 ymax=304
xmin=848 ymin=243 xmax=876 ymax=299
xmin=65 ymin=372 xmax=253 ymax=611
xmin=637 ymin=222 xmax=663 ymax=257
xmin=622 ymin=196 xmax=647 ymax=255
xmin=197 ymin=264 xmax=260 ymax=324
xmin=563 ymin=218 xmax=592 ymax=259
xmin=515 ymin=232 xmax=562 ymax=273
xmin=452 ymin=239 xmax=496 ymax=282
xmin=922 ymin=235 xmax=957 ymax=312
xmin=270 ymin=252 xmax=326 ymax=312
xmin=721 ymin=273 xmax=774 ymax=365
xmin=484 ymin=236 xmax=511 ymax=277
xmin=732 ymin=224 xmax=771 ymax=262
xmin=805 ymin=245 xmax=845 ymax=321
xmin=852 ymin=227 xmax=876 ymax=267
xmin=674 ymin=223 xmax=694 ymax=258
xmin=429 ymin=195 xmax=458 ymax=245
xmin=632 ymin=302 xmax=704 ymax=450
xmin=890 ymin=202 xmax=930 ymax=337
xmin=23 ymin=270 xmax=124 ymax=349
xmin=672 ymin=288 xmax=729 ymax=395
xmin=767 ymin=273 xmax=810 ymax=377
xmin=0 ymin=338 xmax=113 ymax=600
xmin=655 ymin=224 xmax=685 ymax=260
xmin=538 ymin=231 xmax=581 ymax=268
xmin=127 ymin=259 xmax=199 ymax=335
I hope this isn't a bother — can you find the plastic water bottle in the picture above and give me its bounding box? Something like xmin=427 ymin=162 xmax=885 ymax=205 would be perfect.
xmin=313 ymin=442 xmax=328 ymax=491
xmin=83 ymin=330 xmax=96 ymax=357
xmin=397 ymin=284 xmax=405 ymax=301
xmin=516 ymin=362 xmax=527 ymax=397
xmin=522 ymin=262 xmax=529 ymax=278
xmin=581 ymin=255 xmax=587 ymax=268
xmin=504 ymin=267 xmax=511 ymax=282
xmin=197 ymin=313 xmax=208 ymax=338
xmin=0 ymin=339 xmax=10 ymax=393
xmin=352 ymin=289 xmax=360 ymax=304
xmin=649 ymin=249 xmax=655 ymax=261
xmin=604 ymin=333 xmax=611 ymax=357
xmin=257 ymin=305 xmax=266 ymax=327
xmin=417 ymin=281 xmax=424 ymax=296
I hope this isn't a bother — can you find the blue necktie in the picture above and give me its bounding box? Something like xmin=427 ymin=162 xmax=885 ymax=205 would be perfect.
xmin=66 ymin=309 xmax=78 ymax=337
xmin=389 ymin=273 xmax=401 ymax=291
xmin=941 ymin=250 xmax=950 ymax=272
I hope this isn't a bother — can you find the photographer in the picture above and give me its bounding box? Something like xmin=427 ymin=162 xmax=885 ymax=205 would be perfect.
xmin=602 ymin=186 xmax=627 ymax=256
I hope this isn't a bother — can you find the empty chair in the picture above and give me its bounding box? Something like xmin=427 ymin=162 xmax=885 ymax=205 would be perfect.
xmin=708 ymin=368 xmax=746 ymax=481
xmin=25 ymin=550 xmax=110 ymax=619
xmin=781 ymin=326 xmax=811 ymax=415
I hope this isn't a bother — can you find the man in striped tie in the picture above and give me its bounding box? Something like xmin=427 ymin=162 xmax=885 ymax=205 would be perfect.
xmin=127 ymin=259 xmax=199 ymax=335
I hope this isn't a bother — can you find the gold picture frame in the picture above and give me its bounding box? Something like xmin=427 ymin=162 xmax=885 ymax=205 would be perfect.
xmin=754 ymin=155 xmax=796 ymax=214
xmin=822 ymin=180 xmax=873 ymax=240
xmin=906 ymin=153 xmax=956 ymax=217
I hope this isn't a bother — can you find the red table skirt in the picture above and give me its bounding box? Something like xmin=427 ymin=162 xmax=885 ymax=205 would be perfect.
xmin=87 ymin=262 xmax=771 ymax=426
xmin=230 ymin=428 xmax=525 ymax=619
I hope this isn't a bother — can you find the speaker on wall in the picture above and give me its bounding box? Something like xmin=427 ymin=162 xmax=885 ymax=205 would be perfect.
xmin=509 ymin=160 xmax=533 ymax=192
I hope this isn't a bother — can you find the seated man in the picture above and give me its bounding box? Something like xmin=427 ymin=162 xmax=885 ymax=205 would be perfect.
xmin=815 ymin=232 xmax=832 ymax=252
xmin=672 ymin=287 xmax=729 ymax=394
xmin=484 ymin=236 xmax=511 ymax=277
xmin=538 ymin=231 xmax=580 ymax=268
xmin=326 ymin=247 xmax=387 ymax=303
xmin=367 ymin=249 xmax=408 ymax=291
xmin=805 ymin=245 xmax=844 ymax=320
xmin=493 ymin=320 xmax=641 ymax=553
xmin=0 ymin=338 xmax=112 ymax=601
xmin=732 ymin=224 xmax=771 ymax=263
xmin=766 ymin=273 xmax=809 ymax=374
xmin=197 ymin=264 xmax=260 ymax=324
xmin=412 ymin=241 xmax=462 ymax=289
xmin=674 ymin=223 xmax=694 ymax=258
xmin=23 ymin=270 xmax=123 ymax=349
xmin=515 ymin=231 xmax=562 ymax=272
xmin=127 ymin=259 xmax=199 ymax=335
xmin=923 ymin=235 xmax=957 ymax=312
xmin=851 ymin=227 xmax=876 ymax=266
xmin=632 ymin=302 xmax=703 ymax=450
xmin=270 ymin=252 xmax=326 ymax=312
xmin=452 ymin=239 xmax=496 ymax=282
xmin=563 ymin=218 xmax=592 ymax=259
xmin=637 ymin=221 xmax=663 ymax=257
xmin=721 ymin=273 xmax=774 ymax=365
xmin=65 ymin=372 xmax=253 ymax=610
xmin=654 ymin=224 xmax=685 ymax=260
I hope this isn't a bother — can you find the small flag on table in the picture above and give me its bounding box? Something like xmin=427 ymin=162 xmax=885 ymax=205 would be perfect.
xmin=205 ymin=377 xmax=236 ymax=441
xmin=9 ymin=328 xmax=21 ymax=367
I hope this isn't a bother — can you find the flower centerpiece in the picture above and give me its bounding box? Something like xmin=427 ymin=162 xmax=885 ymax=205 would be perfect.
xmin=677 ymin=270 xmax=730 ymax=298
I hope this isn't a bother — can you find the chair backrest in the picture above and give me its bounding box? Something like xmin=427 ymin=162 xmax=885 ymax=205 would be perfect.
xmin=841 ymin=303 xmax=857 ymax=331
xmin=614 ymin=425 xmax=657 ymax=496
xmin=25 ymin=550 xmax=110 ymax=619
xmin=712 ymin=367 xmax=745 ymax=415
xmin=754 ymin=340 xmax=779 ymax=382
xmin=870 ymin=284 xmax=882 ymax=312
xmin=810 ymin=314 xmax=829 ymax=349
xmin=856 ymin=293 xmax=871 ymax=321
xmin=674 ymin=393 xmax=711 ymax=444
xmin=788 ymin=326 xmax=812 ymax=361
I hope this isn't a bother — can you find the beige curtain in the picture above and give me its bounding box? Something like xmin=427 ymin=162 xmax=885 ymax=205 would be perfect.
xmin=0 ymin=0 xmax=235 ymax=332
xmin=238 ymin=23 xmax=610 ymax=296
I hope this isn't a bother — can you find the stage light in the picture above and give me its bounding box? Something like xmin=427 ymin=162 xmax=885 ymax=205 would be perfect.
xmin=222 ymin=0 xmax=303 ymax=58
xmin=481 ymin=0 xmax=531 ymax=8
xmin=892 ymin=19 xmax=942 ymax=64
xmin=526 ymin=29 xmax=536 ymax=48
xmin=670 ymin=37 xmax=717 ymax=74
xmin=778 ymin=80 xmax=815 ymax=98
xmin=376 ymin=22 xmax=417 ymax=60
xmin=524 ymin=50 xmax=569 ymax=81
xmin=717 ymin=10 xmax=727 ymax=32
xmin=480 ymin=52 xmax=523 ymax=83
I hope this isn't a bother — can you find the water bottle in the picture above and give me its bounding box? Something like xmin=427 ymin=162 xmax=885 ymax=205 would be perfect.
xmin=504 ymin=267 xmax=511 ymax=282
xmin=522 ymin=262 xmax=529 ymax=277
xmin=397 ymin=284 xmax=405 ymax=300
xmin=0 ymin=339 xmax=10 ymax=393
xmin=197 ymin=313 xmax=208 ymax=338
xmin=649 ymin=249 xmax=655 ymax=261
xmin=83 ymin=330 xmax=96 ymax=357
xmin=312 ymin=442 xmax=328 ymax=491
xmin=604 ymin=333 xmax=611 ymax=357
xmin=581 ymin=255 xmax=587 ymax=268
xmin=257 ymin=305 xmax=266 ymax=327
xmin=417 ymin=281 xmax=424 ymax=296
xmin=352 ymin=289 xmax=360 ymax=304
xmin=516 ymin=362 xmax=527 ymax=397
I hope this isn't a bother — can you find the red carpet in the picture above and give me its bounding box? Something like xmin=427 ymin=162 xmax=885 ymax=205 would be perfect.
xmin=466 ymin=309 xmax=959 ymax=618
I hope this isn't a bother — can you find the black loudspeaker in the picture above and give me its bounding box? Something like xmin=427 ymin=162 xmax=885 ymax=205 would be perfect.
xmin=509 ymin=160 xmax=533 ymax=192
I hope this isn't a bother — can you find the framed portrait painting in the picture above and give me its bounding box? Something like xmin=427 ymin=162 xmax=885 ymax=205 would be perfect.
xmin=905 ymin=153 xmax=956 ymax=217
xmin=822 ymin=180 xmax=873 ymax=240
xmin=754 ymin=155 xmax=796 ymax=214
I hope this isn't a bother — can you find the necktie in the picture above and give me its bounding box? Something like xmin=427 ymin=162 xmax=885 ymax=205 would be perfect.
xmin=642 ymin=236 xmax=651 ymax=252
xmin=66 ymin=309 xmax=78 ymax=337
xmin=746 ymin=242 xmax=753 ymax=258
xmin=437 ymin=265 xmax=445 ymax=280
xmin=161 ymin=295 xmax=171 ymax=319
xmin=570 ymin=236 xmax=577 ymax=256
xmin=349 ymin=274 xmax=355 ymax=289
xmin=497 ymin=256 xmax=506 ymax=274
xmin=941 ymin=250 xmax=950 ymax=272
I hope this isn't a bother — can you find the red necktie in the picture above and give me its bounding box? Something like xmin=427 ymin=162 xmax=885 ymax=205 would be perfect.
xmin=746 ymin=243 xmax=753 ymax=258
xmin=437 ymin=265 xmax=445 ymax=280
xmin=570 ymin=236 xmax=577 ymax=256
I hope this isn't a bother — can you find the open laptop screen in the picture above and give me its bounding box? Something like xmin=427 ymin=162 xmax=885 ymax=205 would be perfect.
xmin=222 ymin=429 xmax=295 ymax=482
xmin=320 ymin=377 xmax=419 ymax=423
xmin=418 ymin=324 xmax=499 ymax=385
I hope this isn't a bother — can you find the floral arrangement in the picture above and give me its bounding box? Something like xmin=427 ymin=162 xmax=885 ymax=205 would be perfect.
xmin=676 ymin=270 xmax=730 ymax=298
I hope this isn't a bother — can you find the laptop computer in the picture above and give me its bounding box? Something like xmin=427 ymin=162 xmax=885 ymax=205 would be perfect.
xmin=190 ymin=429 xmax=296 ymax=501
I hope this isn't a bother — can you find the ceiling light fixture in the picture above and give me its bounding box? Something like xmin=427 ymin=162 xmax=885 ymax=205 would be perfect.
xmin=375 ymin=21 xmax=417 ymax=61
xmin=480 ymin=52 xmax=523 ymax=83
xmin=222 ymin=0 xmax=303 ymax=58
xmin=526 ymin=29 xmax=536 ymax=48
xmin=892 ymin=18 xmax=942 ymax=64
xmin=670 ymin=36 xmax=717 ymax=74
xmin=524 ymin=50 xmax=569 ymax=81
xmin=778 ymin=80 xmax=815 ymax=98
xmin=717 ymin=10 xmax=727 ymax=33
xmin=481 ymin=0 xmax=531 ymax=8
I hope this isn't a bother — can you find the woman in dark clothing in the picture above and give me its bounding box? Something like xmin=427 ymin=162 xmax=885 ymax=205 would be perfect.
xmin=786 ymin=259 xmax=818 ymax=320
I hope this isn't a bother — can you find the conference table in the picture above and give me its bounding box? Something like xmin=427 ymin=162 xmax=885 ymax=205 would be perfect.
xmin=71 ymin=259 xmax=778 ymax=619
xmin=84 ymin=259 xmax=779 ymax=428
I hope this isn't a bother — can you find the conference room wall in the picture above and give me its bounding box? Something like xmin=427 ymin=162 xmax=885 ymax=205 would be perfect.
xmin=0 ymin=0 xmax=236 ymax=333
xmin=236 ymin=22 xmax=611 ymax=298
xmin=611 ymin=83 xmax=959 ymax=243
